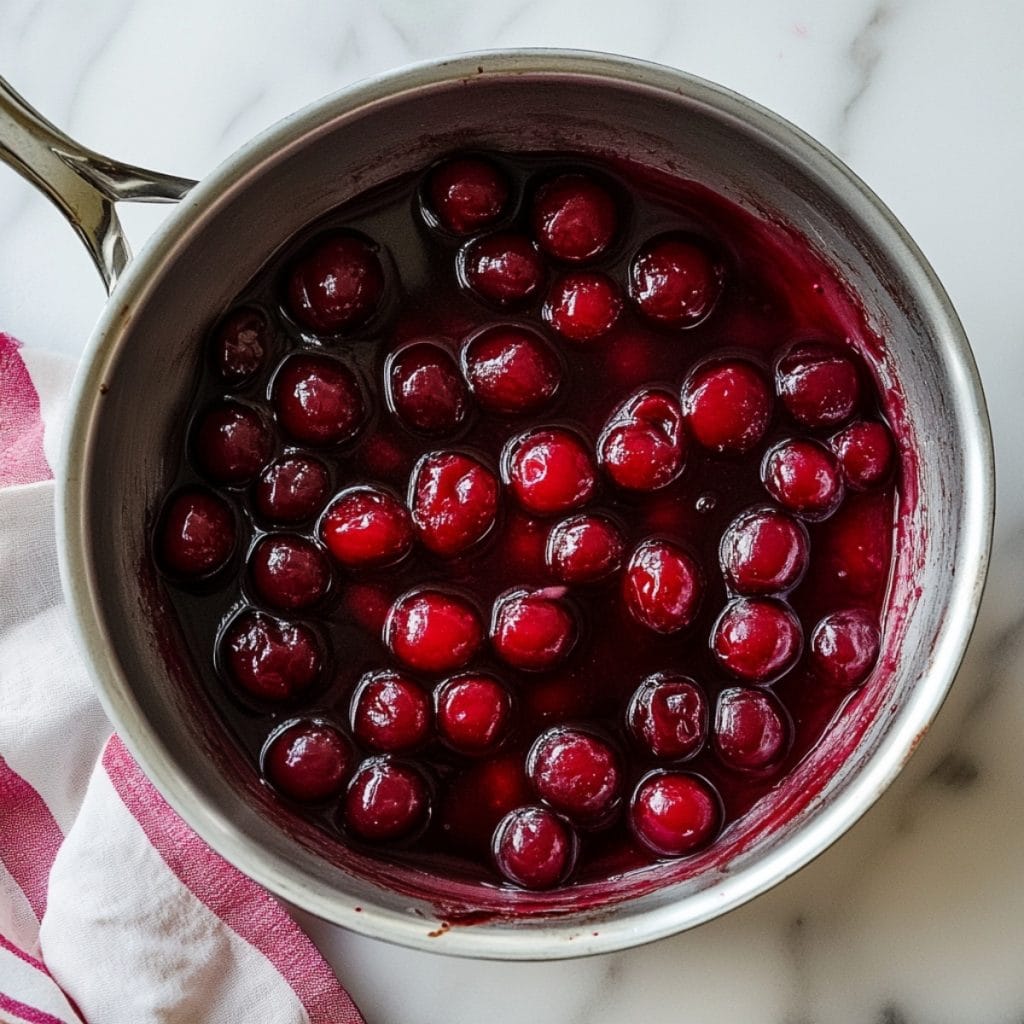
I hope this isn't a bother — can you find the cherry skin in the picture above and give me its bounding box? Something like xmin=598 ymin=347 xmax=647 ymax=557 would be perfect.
xmin=720 ymin=506 xmax=810 ymax=595
xmin=622 ymin=539 xmax=703 ymax=634
xmin=626 ymin=673 xmax=708 ymax=760
xmin=504 ymin=428 xmax=597 ymax=516
xmin=531 ymin=174 xmax=617 ymax=262
xmin=713 ymin=688 xmax=789 ymax=771
xmin=192 ymin=401 xmax=271 ymax=486
xmin=629 ymin=772 xmax=720 ymax=856
xmin=817 ymin=490 xmax=893 ymax=599
xmin=831 ymin=420 xmax=895 ymax=490
xmin=254 ymin=455 xmax=330 ymax=525
xmin=492 ymin=806 xmax=577 ymax=889
xmin=285 ymin=233 xmax=385 ymax=334
xmin=683 ymin=360 xmax=771 ymax=455
xmin=344 ymin=758 xmax=431 ymax=842
xmin=385 ymin=589 xmax=483 ymax=673
xmin=462 ymin=233 xmax=544 ymax=306
xmin=250 ymin=535 xmax=331 ymax=612
xmin=544 ymin=271 xmax=622 ymax=342
xmin=157 ymin=488 xmax=236 ymax=578
xmin=711 ymin=597 xmax=803 ymax=683
xmin=462 ymin=325 xmax=561 ymax=415
xmin=545 ymin=513 xmax=624 ymax=584
xmin=321 ymin=486 xmax=413 ymax=569
xmin=387 ymin=341 xmax=469 ymax=434
xmin=211 ymin=306 xmax=268 ymax=383
xmin=427 ymin=156 xmax=509 ymax=235
xmin=528 ymin=727 xmax=622 ymax=828
xmin=762 ymin=438 xmax=844 ymax=520
xmin=490 ymin=588 xmax=578 ymax=671
xmin=809 ymin=608 xmax=881 ymax=688
xmin=264 ymin=720 xmax=352 ymax=802
xmin=435 ymin=673 xmax=512 ymax=755
xmin=410 ymin=451 xmax=499 ymax=558
xmin=599 ymin=388 xmax=686 ymax=492
xmin=222 ymin=611 xmax=322 ymax=701
xmin=630 ymin=234 xmax=723 ymax=328
xmin=776 ymin=342 xmax=861 ymax=429
xmin=350 ymin=671 xmax=431 ymax=752
xmin=273 ymin=355 xmax=366 ymax=447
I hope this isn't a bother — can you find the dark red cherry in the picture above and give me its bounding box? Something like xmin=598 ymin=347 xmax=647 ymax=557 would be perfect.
xmin=387 ymin=341 xmax=469 ymax=434
xmin=350 ymin=671 xmax=431 ymax=752
xmin=544 ymin=272 xmax=622 ymax=342
xmin=622 ymin=539 xmax=703 ymax=634
xmin=491 ymin=588 xmax=577 ymax=672
xmin=504 ymin=428 xmax=596 ymax=516
xmin=264 ymin=720 xmax=352 ymax=802
xmin=626 ymin=674 xmax=708 ymax=760
xmin=192 ymin=401 xmax=271 ymax=486
xmin=385 ymin=589 xmax=483 ymax=673
xmin=410 ymin=451 xmax=499 ymax=557
xmin=211 ymin=307 xmax=268 ymax=383
xmin=630 ymin=235 xmax=723 ymax=328
xmin=809 ymin=608 xmax=881 ymax=688
xmin=545 ymin=513 xmax=623 ymax=584
xmin=599 ymin=388 xmax=686 ymax=492
xmin=157 ymin=488 xmax=236 ymax=578
xmin=504 ymin=510 xmax=550 ymax=577
xmin=831 ymin=420 xmax=895 ymax=490
xmin=272 ymin=355 xmax=366 ymax=447
xmin=462 ymin=325 xmax=561 ymax=415
xmin=462 ymin=233 xmax=544 ymax=306
xmin=435 ymin=673 xmax=512 ymax=755
xmin=285 ymin=233 xmax=385 ymax=334
xmin=344 ymin=758 xmax=430 ymax=842
xmin=340 ymin=581 xmax=394 ymax=635
xmin=762 ymin=438 xmax=844 ymax=519
xmin=427 ymin=156 xmax=509 ymax=235
xmin=713 ymin=688 xmax=789 ymax=771
xmin=720 ymin=507 xmax=809 ymax=595
xmin=776 ymin=342 xmax=861 ymax=429
xmin=711 ymin=597 xmax=802 ymax=683
xmin=528 ymin=727 xmax=622 ymax=828
xmin=254 ymin=455 xmax=330 ymax=524
xmin=440 ymin=754 xmax=533 ymax=855
xmin=531 ymin=174 xmax=617 ymax=263
xmin=683 ymin=360 xmax=771 ymax=455
xmin=320 ymin=486 xmax=413 ymax=568
xmin=492 ymin=806 xmax=577 ymax=889
xmin=629 ymin=772 xmax=720 ymax=856
xmin=222 ymin=611 xmax=322 ymax=701
xmin=817 ymin=491 xmax=893 ymax=599
xmin=250 ymin=535 xmax=331 ymax=611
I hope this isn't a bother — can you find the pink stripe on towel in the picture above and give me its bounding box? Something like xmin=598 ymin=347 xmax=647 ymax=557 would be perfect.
xmin=0 ymin=992 xmax=70 ymax=1024
xmin=0 ymin=334 xmax=52 ymax=487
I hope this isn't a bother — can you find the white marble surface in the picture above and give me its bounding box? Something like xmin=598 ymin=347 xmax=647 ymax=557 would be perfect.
xmin=2 ymin=1 xmax=1022 ymax=1021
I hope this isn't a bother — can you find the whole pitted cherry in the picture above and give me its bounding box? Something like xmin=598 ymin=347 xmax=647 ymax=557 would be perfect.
xmin=629 ymin=772 xmax=720 ymax=856
xmin=211 ymin=307 xmax=268 ymax=383
xmin=273 ymin=354 xmax=366 ymax=447
xmin=622 ymin=539 xmax=703 ymax=634
xmin=410 ymin=451 xmax=499 ymax=558
xmin=504 ymin=428 xmax=597 ymax=515
xmin=831 ymin=420 xmax=895 ymax=490
xmin=762 ymin=438 xmax=844 ymax=520
xmin=462 ymin=233 xmax=545 ymax=306
xmin=222 ymin=611 xmax=322 ymax=701
xmin=809 ymin=608 xmax=881 ymax=688
xmin=385 ymin=589 xmax=483 ymax=673
xmin=626 ymin=673 xmax=708 ymax=760
xmin=435 ymin=673 xmax=513 ymax=755
xmin=427 ymin=156 xmax=509 ymax=235
xmin=250 ymin=535 xmax=331 ymax=611
xmin=528 ymin=726 xmax=622 ymax=828
xmin=350 ymin=670 xmax=431 ymax=752
xmin=713 ymin=687 xmax=789 ymax=771
xmin=712 ymin=597 xmax=803 ymax=683
xmin=264 ymin=719 xmax=353 ymax=802
xmin=158 ymin=488 xmax=236 ymax=579
xmin=192 ymin=401 xmax=271 ymax=486
xmin=682 ymin=360 xmax=771 ymax=455
xmin=531 ymin=173 xmax=617 ymax=263
xmin=720 ymin=506 xmax=810 ymax=595
xmin=344 ymin=757 xmax=431 ymax=842
xmin=545 ymin=513 xmax=624 ymax=584
xmin=341 ymin=581 xmax=394 ymax=635
xmin=491 ymin=587 xmax=578 ymax=672
xmin=776 ymin=342 xmax=861 ymax=429
xmin=254 ymin=455 xmax=330 ymax=525
xmin=440 ymin=753 xmax=533 ymax=854
xmin=387 ymin=341 xmax=469 ymax=434
xmin=599 ymin=387 xmax=686 ymax=492
xmin=321 ymin=486 xmax=413 ymax=568
xmin=630 ymin=234 xmax=723 ymax=328
xmin=492 ymin=806 xmax=578 ymax=889
xmin=819 ymin=491 xmax=892 ymax=599
xmin=462 ymin=325 xmax=561 ymax=415
xmin=544 ymin=271 xmax=622 ymax=342
xmin=285 ymin=232 xmax=385 ymax=334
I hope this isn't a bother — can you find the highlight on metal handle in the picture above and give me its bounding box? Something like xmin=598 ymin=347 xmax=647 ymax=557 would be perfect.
xmin=0 ymin=75 xmax=196 ymax=293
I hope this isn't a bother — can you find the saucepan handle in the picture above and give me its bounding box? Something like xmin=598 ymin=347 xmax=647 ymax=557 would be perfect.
xmin=0 ymin=75 xmax=197 ymax=294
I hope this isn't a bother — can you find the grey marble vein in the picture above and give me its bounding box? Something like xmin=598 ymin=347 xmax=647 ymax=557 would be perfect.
xmin=835 ymin=0 xmax=896 ymax=157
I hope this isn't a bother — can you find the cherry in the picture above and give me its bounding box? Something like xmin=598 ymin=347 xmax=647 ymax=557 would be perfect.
xmin=720 ymin=506 xmax=809 ymax=595
xmin=682 ymin=360 xmax=771 ymax=455
xmin=410 ymin=451 xmax=499 ymax=557
xmin=831 ymin=420 xmax=895 ymax=490
xmin=462 ymin=325 xmax=561 ymax=415
xmin=435 ymin=673 xmax=512 ymax=755
xmin=360 ymin=429 xmax=413 ymax=481
xmin=504 ymin=428 xmax=597 ymax=515
xmin=531 ymin=174 xmax=617 ymax=262
xmin=762 ymin=438 xmax=844 ymax=519
xmin=629 ymin=234 xmax=723 ymax=328
xmin=711 ymin=597 xmax=802 ymax=683
xmin=504 ymin=511 xmax=550 ymax=577
xmin=490 ymin=588 xmax=577 ymax=671
xmin=462 ymin=233 xmax=544 ymax=306
xmin=211 ymin=306 xmax=268 ymax=383
xmin=264 ymin=720 xmax=352 ymax=802
xmin=809 ymin=609 xmax=881 ymax=688
xmin=492 ymin=806 xmax=577 ymax=889
xmin=254 ymin=455 xmax=330 ymax=524
xmin=528 ymin=727 xmax=622 ymax=828
xmin=285 ymin=233 xmax=385 ymax=334
xmin=157 ymin=488 xmax=236 ymax=578
xmin=817 ymin=491 xmax=893 ymax=599
xmin=440 ymin=753 xmax=534 ymax=855
xmin=545 ymin=513 xmax=623 ymax=584
xmin=626 ymin=673 xmax=708 ymax=760
xmin=385 ymin=589 xmax=483 ymax=673
xmin=250 ymin=535 xmax=331 ymax=611
xmin=192 ymin=401 xmax=271 ymax=486
xmin=713 ymin=687 xmax=789 ymax=771
xmin=272 ymin=355 xmax=366 ymax=447
xmin=629 ymin=772 xmax=720 ymax=856
xmin=622 ymin=539 xmax=703 ymax=634
xmin=321 ymin=486 xmax=413 ymax=568
xmin=599 ymin=387 xmax=686 ymax=492
xmin=544 ymin=272 xmax=622 ymax=342
xmin=344 ymin=758 xmax=430 ymax=842
xmin=427 ymin=156 xmax=509 ymax=235
xmin=340 ymin=581 xmax=394 ymax=635
xmin=350 ymin=670 xmax=431 ymax=752
xmin=222 ymin=611 xmax=322 ymax=701
xmin=387 ymin=341 xmax=469 ymax=434
xmin=776 ymin=342 xmax=861 ymax=429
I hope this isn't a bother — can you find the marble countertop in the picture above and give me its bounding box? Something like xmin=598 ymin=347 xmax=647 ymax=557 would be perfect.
xmin=2 ymin=1 xmax=1021 ymax=1021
